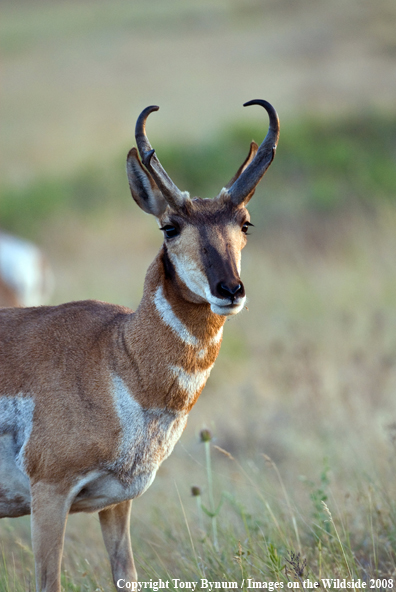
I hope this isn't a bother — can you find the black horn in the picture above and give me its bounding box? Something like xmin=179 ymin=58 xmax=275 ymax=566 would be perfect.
xmin=135 ymin=106 xmax=188 ymax=209
xmin=225 ymin=99 xmax=280 ymax=206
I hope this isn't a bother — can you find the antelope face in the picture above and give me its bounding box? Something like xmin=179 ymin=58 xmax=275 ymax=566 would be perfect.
xmin=157 ymin=198 xmax=250 ymax=315
xmin=127 ymin=100 xmax=279 ymax=316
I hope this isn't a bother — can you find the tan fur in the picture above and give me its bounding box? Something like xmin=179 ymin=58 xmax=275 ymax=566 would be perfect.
xmin=99 ymin=500 xmax=137 ymax=583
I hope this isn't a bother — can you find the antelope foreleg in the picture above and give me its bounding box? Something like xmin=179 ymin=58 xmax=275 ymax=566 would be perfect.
xmin=99 ymin=499 xmax=137 ymax=590
xmin=31 ymin=481 xmax=70 ymax=592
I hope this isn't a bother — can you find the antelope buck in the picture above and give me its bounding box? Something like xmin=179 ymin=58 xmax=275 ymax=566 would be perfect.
xmin=0 ymin=99 xmax=279 ymax=591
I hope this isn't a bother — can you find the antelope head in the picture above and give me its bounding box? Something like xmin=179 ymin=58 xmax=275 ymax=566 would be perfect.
xmin=126 ymin=100 xmax=279 ymax=316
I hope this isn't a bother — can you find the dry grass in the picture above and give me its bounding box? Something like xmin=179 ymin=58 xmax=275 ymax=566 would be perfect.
xmin=2 ymin=0 xmax=396 ymax=588
xmin=2 ymin=205 xmax=396 ymax=589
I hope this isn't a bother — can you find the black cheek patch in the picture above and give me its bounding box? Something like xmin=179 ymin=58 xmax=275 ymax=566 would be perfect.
xmin=161 ymin=245 xmax=176 ymax=282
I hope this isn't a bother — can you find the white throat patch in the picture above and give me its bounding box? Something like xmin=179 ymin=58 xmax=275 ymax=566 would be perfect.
xmin=153 ymin=285 xmax=199 ymax=346
xmin=170 ymin=365 xmax=214 ymax=404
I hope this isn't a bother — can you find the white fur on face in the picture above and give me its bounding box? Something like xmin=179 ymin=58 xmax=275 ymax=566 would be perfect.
xmin=167 ymin=248 xmax=210 ymax=302
xmin=167 ymin=249 xmax=246 ymax=315
xmin=164 ymin=223 xmax=247 ymax=316
xmin=207 ymin=295 xmax=246 ymax=316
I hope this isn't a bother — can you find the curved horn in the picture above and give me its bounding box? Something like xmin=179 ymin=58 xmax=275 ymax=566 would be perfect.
xmin=225 ymin=100 xmax=280 ymax=206
xmin=135 ymin=106 xmax=188 ymax=209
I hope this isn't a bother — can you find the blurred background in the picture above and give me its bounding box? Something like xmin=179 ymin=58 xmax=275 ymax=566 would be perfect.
xmin=2 ymin=0 xmax=396 ymax=587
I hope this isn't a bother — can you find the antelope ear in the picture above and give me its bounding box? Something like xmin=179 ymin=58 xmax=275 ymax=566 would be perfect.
xmin=126 ymin=148 xmax=168 ymax=217
xmin=224 ymin=141 xmax=258 ymax=190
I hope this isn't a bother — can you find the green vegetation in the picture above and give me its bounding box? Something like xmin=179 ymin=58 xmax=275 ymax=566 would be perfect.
xmin=2 ymin=439 xmax=396 ymax=590
xmin=2 ymin=112 xmax=396 ymax=239
xmin=162 ymin=113 xmax=396 ymax=217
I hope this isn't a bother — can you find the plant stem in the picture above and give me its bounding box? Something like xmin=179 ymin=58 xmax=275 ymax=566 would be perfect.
xmin=205 ymin=439 xmax=218 ymax=550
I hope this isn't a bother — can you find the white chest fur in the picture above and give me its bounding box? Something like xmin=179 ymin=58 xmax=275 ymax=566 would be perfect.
xmin=108 ymin=375 xmax=187 ymax=489
xmin=70 ymin=376 xmax=187 ymax=513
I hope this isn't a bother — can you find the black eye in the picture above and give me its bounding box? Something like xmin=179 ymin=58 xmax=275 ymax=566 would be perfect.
xmin=160 ymin=225 xmax=180 ymax=239
xmin=242 ymin=221 xmax=254 ymax=234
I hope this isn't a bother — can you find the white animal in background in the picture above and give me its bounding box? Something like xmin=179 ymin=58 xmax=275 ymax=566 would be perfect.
xmin=0 ymin=231 xmax=53 ymax=307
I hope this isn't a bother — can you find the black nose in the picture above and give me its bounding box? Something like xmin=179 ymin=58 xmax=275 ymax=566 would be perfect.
xmin=217 ymin=281 xmax=245 ymax=301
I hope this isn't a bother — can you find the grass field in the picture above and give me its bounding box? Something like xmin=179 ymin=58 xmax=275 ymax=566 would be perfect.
xmin=2 ymin=0 xmax=396 ymax=184
xmin=1 ymin=0 xmax=396 ymax=590
xmin=2 ymin=202 xmax=396 ymax=590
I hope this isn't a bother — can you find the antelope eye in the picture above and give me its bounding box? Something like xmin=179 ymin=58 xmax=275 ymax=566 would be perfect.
xmin=241 ymin=221 xmax=254 ymax=234
xmin=160 ymin=225 xmax=179 ymax=239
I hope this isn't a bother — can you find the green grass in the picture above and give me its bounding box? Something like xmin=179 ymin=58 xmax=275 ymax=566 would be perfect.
xmin=2 ymin=112 xmax=396 ymax=239
xmin=3 ymin=446 xmax=396 ymax=590
xmin=121 ymin=447 xmax=396 ymax=584
xmin=160 ymin=112 xmax=396 ymax=218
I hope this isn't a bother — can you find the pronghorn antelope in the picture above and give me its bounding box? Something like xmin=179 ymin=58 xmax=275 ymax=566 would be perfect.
xmin=0 ymin=99 xmax=279 ymax=592
xmin=0 ymin=231 xmax=53 ymax=307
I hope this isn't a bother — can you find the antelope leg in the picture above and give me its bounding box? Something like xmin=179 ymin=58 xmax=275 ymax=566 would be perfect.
xmin=99 ymin=499 xmax=137 ymax=590
xmin=31 ymin=481 xmax=70 ymax=592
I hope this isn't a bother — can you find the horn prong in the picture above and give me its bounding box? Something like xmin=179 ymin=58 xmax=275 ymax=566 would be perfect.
xmin=224 ymin=99 xmax=280 ymax=206
xmin=135 ymin=106 xmax=188 ymax=210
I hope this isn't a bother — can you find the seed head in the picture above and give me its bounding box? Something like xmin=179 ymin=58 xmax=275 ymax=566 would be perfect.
xmin=214 ymin=445 xmax=234 ymax=461
xmin=321 ymin=501 xmax=332 ymax=518
xmin=191 ymin=486 xmax=202 ymax=497
xmin=262 ymin=453 xmax=275 ymax=468
xmin=200 ymin=429 xmax=212 ymax=443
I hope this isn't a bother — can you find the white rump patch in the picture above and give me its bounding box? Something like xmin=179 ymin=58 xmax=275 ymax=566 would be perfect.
xmin=0 ymin=395 xmax=35 ymax=472
xmin=154 ymin=285 xmax=199 ymax=347
xmin=170 ymin=365 xmax=214 ymax=402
